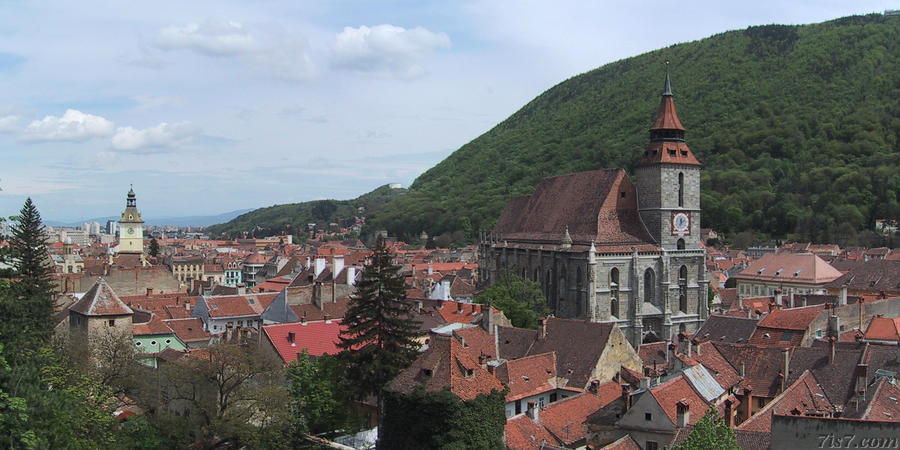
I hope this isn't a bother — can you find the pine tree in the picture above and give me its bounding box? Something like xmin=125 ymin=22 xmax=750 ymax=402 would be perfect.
xmin=337 ymin=237 xmax=422 ymax=402
xmin=2 ymin=198 xmax=56 ymax=352
xmin=148 ymin=237 xmax=160 ymax=257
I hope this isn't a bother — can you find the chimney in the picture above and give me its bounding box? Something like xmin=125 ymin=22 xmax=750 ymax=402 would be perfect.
xmin=775 ymin=290 xmax=783 ymax=307
xmin=481 ymin=306 xmax=493 ymax=333
xmin=315 ymin=257 xmax=326 ymax=277
xmin=692 ymin=338 xmax=701 ymax=356
xmin=856 ymin=363 xmax=868 ymax=393
xmin=478 ymin=354 xmax=490 ymax=368
xmin=859 ymin=298 xmax=865 ymax=331
xmin=441 ymin=279 xmax=451 ymax=301
xmin=780 ymin=348 xmax=790 ymax=391
xmin=347 ymin=266 xmax=356 ymax=286
xmin=588 ymin=380 xmax=600 ymax=394
xmin=300 ymin=314 xmax=307 ymax=325
xmin=828 ymin=313 xmax=841 ymax=339
xmin=427 ymin=264 xmax=433 ymax=275
xmin=538 ymin=318 xmax=547 ymax=340
xmin=788 ymin=292 xmax=795 ymax=308
xmin=333 ymin=255 xmax=345 ymax=279
xmin=313 ymin=282 xmax=323 ymax=310
xmin=416 ymin=300 xmax=423 ymax=314
xmin=840 ymin=285 xmax=848 ymax=306
xmin=526 ymin=400 xmax=539 ymax=422
xmin=470 ymin=304 xmax=477 ymax=315
xmin=621 ymin=385 xmax=632 ymax=411
xmin=744 ymin=388 xmax=753 ymax=420
xmin=456 ymin=302 xmax=464 ymax=314
xmin=676 ymin=401 xmax=690 ymax=428
xmin=305 ymin=256 xmax=311 ymax=269
xmin=828 ymin=336 xmax=837 ymax=364
xmin=724 ymin=399 xmax=735 ymax=427
xmin=493 ymin=325 xmax=500 ymax=359
xmin=146 ymin=287 xmax=153 ymax=295
xmin=686 ymin=337 xmax=692 ymax=358
xmin=666 ymin=340 xmax=673 ymax=364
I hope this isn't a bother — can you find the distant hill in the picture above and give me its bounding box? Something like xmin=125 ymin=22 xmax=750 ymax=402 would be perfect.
xmin=45 ymin=209 xmax=253 ymax=228
xmin=206 ymin=184 xmax=407 ymax=238
xmin=367 ymin=14 xmax=899 ymax=244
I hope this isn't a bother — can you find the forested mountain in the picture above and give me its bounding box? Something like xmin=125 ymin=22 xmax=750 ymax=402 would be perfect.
xmin=206 ymin=184 xmax=406 ymax=238
xmin=367 ymin=14 xmax=899 ymax=244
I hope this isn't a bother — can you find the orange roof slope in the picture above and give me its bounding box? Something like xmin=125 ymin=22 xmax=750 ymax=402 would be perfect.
xmin=736 ymin=253 xmax=842 ymax=284
xmin=737 ymin=370 xmax=833 ymax=432
xmin=863 ymin=316 xmax=900 ymax=341
xmin=70 ymin=280 xmax=134 ymax=316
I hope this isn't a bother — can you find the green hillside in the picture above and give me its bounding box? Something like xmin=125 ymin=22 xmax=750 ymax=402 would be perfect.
xmin=206 ymin=184 xmax=407 ymax=238
xmin=368 ymin=14 xmax=899 ymax=244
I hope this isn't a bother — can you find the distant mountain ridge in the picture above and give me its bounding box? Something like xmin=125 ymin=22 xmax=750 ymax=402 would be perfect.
xmin=45 ymin=209 xmax=253 ymax=228
xmin=365 ymin=14 xmax=899 ymax=244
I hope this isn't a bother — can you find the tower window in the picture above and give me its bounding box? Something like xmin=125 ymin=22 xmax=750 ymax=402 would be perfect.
xmin=620 ymin=191 xmax=626 ymax=198
xmin=668 ymin=149 xmax=677 ymax=156
xmin=678 ymin=172 xmax=684 ymax=207
xmin=677 ymin=238 xmax=685 ymax=250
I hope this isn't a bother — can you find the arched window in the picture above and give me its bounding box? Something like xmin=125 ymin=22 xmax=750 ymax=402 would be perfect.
xmin=611 ymin=297 xmax=619 ymax=318
xmin=677 ymin=238 xmax=685 ymax=250
xmin=533 ymin=268 xmax=539 ymax=282
xmin=679 ymin=294 xmax=687 ymax=313
xmin=678 ymin=266 xmax=688 ymax=313
xmin=609 ymin=268 xmax=619 ymax=318
xmin=644 ymin=268 xmax=655 ymax=303
xmin=610 ymin=268 xmax=619 ymax=287
xmin=678 ymin=172 xmax=684 ymax=207
xmin=576 ymin=267 xmax=583 ymax=317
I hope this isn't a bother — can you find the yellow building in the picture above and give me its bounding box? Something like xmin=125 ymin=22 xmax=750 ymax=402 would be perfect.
xmin=118 ymin=187 xmax=145 ymax=255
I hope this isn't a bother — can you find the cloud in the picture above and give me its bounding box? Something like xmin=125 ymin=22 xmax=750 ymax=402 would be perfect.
xmin=0 ymin=115 xmax=18 ymax=132
xmin=155 ymin=20 xmax=258 ymax=56
xmin=22 ymin=109 xmax=115 ymax=142
xmin=332 ymin=24 xmax=451 ymax=77
xmin=111 ymin=122 xmax=200 ymax=151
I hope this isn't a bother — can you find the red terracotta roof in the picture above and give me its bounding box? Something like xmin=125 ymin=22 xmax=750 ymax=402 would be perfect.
xmin=494 ymin=352 xmax=557 ymax=401
xmin=163 ymin=318 xmax=211 ymax=343
xmin=754 ymin=304 xmax=824 ymax=331
xmin=736 ymin=253 xmax=842 ymax=284
xmin=863 ymin=316 xmax=900 ymax=342
xmin=603 ymin=435 xmax=642 ymax=450
xmin=204 ymin=293 xmax=277 ymax=318
xmin=540 ymin=392 xmax=610 ymax=445
xmin=737 ymin=370 xmax=833 ymax=432
xmin=493 ymin=169 xmax=657 ymax=247
xmin=649 ymin=375 xmax=710 ymax=427
xmin=262 ymin=320 xmax=345 ymax=364
xmin=133 ymin=314 xmax=174 ymax=336
xmin=690 ymin=342 xmax=743 ymax=389
xmin=453 ymin=326 xmax=497 ymax=361
xmin=70 ymin=280 xmax=134 ymax=316
xmin=289 ymin=297 xmax=351 ymax=323
xmin=860 ymin=378 xmax=900 ymax=422
xmin=505 ymin=414 xmax=561 ymax=450
xmin=388 ymin=334 xmax=503 ymax=401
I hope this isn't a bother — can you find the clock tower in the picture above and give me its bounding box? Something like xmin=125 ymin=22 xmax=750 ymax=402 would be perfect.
xmin=635 ymin=70 xmax=703 ymax=250
xmin=117 ymin=187 xmax=145 ymax=254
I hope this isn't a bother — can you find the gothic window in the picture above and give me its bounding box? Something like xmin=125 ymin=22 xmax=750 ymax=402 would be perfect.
xmin=576 ymin=267 xmax=583 ymax=317
xmin=678 ymin=172 xmax=684 ymax=207
xmin=644 ymin=268 xmax=655 ymax=303
xmin=609 ymin=268 xmax=619 ymax=318
xmin=611 ymin=297 xmax=619 ymax=318
xmin=679 ymin=266 xmax=688 ymax=313
xmin=677 ymin=238 xmax=685 ymax=250
xmin=559 ymin=267 xmax=567 ymax=299
xmin=533 ymin=268 xmax=539 ymax=282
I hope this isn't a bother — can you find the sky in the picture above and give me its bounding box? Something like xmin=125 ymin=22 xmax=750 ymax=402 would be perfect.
xmin=0 ymin=0 xmax=891 ymax=222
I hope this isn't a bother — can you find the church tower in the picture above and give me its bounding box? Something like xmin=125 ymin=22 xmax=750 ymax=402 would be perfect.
xmin=117 ymin=187 xmax=145 ymax=254
xmin=635 ymin=70 xmax=702 ymax=250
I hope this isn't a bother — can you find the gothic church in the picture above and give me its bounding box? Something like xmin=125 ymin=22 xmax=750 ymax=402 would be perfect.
xmin=479 ymin=73 xmax=708 ymax=348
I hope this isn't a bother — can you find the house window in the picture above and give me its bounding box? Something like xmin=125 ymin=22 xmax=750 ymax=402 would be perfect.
xmin=538 ymin=397 xmax=546 ymax=408
xmin=550 ymin=393 xmax=558 ymax=402
xmin=645 ymin=412 xmax=652 ymax=421
xmin=108 ymin=319 xmax=115 ymax=327
xmin=515 ymin=400 xmax=522 ymax=415
xmin=647 ymin=441 xmax=659 ymax=450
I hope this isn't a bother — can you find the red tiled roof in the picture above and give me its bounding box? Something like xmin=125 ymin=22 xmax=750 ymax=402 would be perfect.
xmin=133 ymin=314 xmax=174 ymax=336
xmin=70 ymin=280 xmax=134 ymax=316
xmin=493 ymin=169 xmax=657 ymax=248
xmin=861 ymin=378 xmax=900 ymax=422
xmin=438 ymin=301 xmax=488 ymax=324
xmin=204 ymin=293 xmax=277 ymax=318
xmin=737 ymin=370 xmax=833 ymax=432
xmin=388 ymin=334 xmax=503 ymax=401
xmin=163 ymin=318 xmax=211 ymax=343
xmin=540 ymin=392 xmax=609 ymax=445
xmin=289 ymin=297 xmax=351 ymax=322
xmin=603 ymin=435 xmax=642 ymax=450
xmin=505 ymin=414 xmax=561 ymax=450
xmin=736 ymin=253 xmax=842 ymax=284
xmin=690 ymin=342 xmax=743 ymax=389
xmin=755 ymin=305 xmax=824 ymax=331
xmin=495 ymin=352 xmax=557 ymax=401
xmin=262 ymin=320 xmax=345 ymax=364
xmin=863 ymin=316 xmax=900 ymax=342
xmin=649 ymin=375 xmax=710 ymax=427
xmin=453 ymin=326 xmax=497 ymax=361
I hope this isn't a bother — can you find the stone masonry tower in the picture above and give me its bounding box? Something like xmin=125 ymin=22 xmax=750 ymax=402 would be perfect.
xmin=635 ymin=71 xmax=703 ymax=250
xmin=117 ymin=187 xmax=145 ymax=254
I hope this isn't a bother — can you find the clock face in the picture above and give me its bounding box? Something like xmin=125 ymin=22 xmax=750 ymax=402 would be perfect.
xmin=672 ymin=212 xmax=690 ymax=235
xmin=127 ymin=227 xmax=135 ymax=235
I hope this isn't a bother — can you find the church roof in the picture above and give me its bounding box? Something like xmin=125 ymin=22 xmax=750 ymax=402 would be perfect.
xmin=493 ymin=169 xmax=657 ymax=249
xmin=70 ymin=279 xmax=134 ymax=317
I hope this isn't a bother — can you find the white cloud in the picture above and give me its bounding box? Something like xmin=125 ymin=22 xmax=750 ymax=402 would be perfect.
xmin=111 ymin=122 xmax=200 ymax=151
xmin=0 ymin=115 xmax=19 ymax=132
xmin=332 ymin=24 xmax=451 ymax=77
xmin=23 ymin=109 xmax=115 ymax=142
xmin=155 ymin=20 xmax=258 ymax=56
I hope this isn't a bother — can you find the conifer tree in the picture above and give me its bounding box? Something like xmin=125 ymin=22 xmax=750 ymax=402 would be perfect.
xmin=148 ymin=237 xmax=160 ymax=257
xmin=337 ymin=237 xmax=422 ymax=402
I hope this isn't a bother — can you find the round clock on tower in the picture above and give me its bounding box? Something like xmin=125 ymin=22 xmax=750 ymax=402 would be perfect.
xmin=118 ymin=187 xmax=145 ymax=255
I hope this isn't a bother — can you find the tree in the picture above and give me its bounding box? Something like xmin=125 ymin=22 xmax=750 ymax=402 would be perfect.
xmin=337 ymin=237 xmax=422 ymax=428
xmin=672 ymin=408 xmax=740 ymax=450
xmin=9 ymin=198 xmax=54 ymax=300
xmin=476 ymin=271 xmax=548 ymax=329
xmin=287 ymin=352 xmax=359 ymax=441
xmin=148 ymin=237 xmax=160 ymax=257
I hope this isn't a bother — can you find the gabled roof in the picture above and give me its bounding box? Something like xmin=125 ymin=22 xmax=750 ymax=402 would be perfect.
xmin=132 ymin=314 xmax=174 ymax=336
xmin=711 ymin=342 xmax=785 ymax=397
xmin=863 ymin=316 xmax=900 ymax=342
xmin=493 ymin=169 xmax=657 ymax=248
xmin=648 ymin=375 xmax=711 ymax=427
xmin=70 ymin=280 xmax=134 ymax=316
xmin=860 ymin=377 xmax=900 ymax=422
xmin=755 ymin=305 xmax=825 ymax=331
xmin=735 ymin=253 xmax=842 ymax=284
xmin=494 ymin=352 xmax=558 ymax=401
xmin=453 ymin=326 xmax=497 ymax=361
xmin=388 ymin=334 xmax=503 ymax=401
xmin=163 ymin=317 xmax=210 ymax=343
xmin=203 ymin=293 xmax=277 ymax=318
xmin=261 ymin=320 xmax=345 ymax=364
xmin=505 ymin=414 xmax=561 ymax=450
xmin=525 ymin=318 xmax=615 ymax=388
xmin=737 ymin=370 xmax=834 ymax=432
xmin=540 ymin=392 xmax=611 ymax=446
xmin=827 ymin=260 xmax=900 ymax=293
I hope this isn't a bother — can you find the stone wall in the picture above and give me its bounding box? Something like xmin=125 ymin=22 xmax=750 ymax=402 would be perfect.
xmin=771 ymin=415 xmax=899 ymax=450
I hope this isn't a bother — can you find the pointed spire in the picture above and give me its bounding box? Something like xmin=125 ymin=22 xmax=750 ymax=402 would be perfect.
xmin=662 ymin=61 xmax=673 ymax=96
xmin=560 ymin=226 xmax=572 ymax=249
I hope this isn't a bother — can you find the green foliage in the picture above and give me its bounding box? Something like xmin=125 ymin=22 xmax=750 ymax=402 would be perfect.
xmin=476 ymin=271 xmax=548 ymax=329
xmin=338 ymin=237 xmax=423 ymax=401
xmin=287 ymin=352 xmax=360 ymax=438
xmin=148 ymin=237 xmax=160 ymax=257
xmin=672 ymin=408 xmax=740 ymax=450
xmin=206 ymin=184 xmax=407 ymax=238
xmin=366 ymin=14 xmax=899 ymax=243
xmin=381 ymin=388 xmax=506 ymax=450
